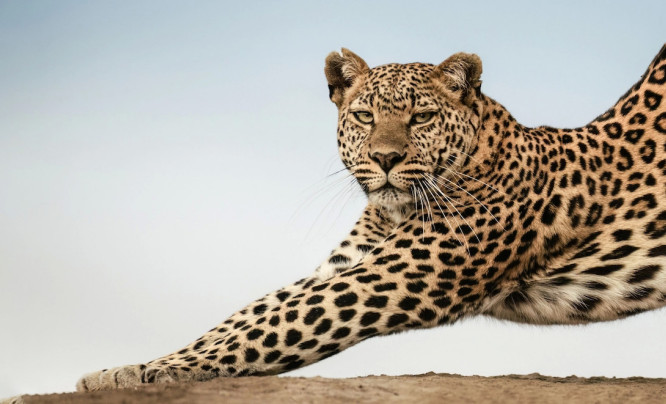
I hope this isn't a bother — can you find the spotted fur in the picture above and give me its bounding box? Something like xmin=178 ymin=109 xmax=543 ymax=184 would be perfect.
xmin=77 ymin=44 xmax=666 ymax=391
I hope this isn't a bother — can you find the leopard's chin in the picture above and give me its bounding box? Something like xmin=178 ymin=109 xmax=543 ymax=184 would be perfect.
xmin=368 ymin=186 xmax=414 ymax=224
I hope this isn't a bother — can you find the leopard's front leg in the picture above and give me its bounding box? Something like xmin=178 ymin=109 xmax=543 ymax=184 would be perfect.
xmin=77 ymin=211 xmax=502 ymax=391
xmin=314 ymin=203 xmax=398 ymax=280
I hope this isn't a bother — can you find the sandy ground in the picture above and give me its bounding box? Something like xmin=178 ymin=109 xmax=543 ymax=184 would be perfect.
xmin=8 ymin=373 xmax=666 ymax=404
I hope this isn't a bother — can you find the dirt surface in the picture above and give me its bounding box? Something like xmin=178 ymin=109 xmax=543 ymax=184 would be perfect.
xmin=8 ymin=373 xmax=666 ymax=404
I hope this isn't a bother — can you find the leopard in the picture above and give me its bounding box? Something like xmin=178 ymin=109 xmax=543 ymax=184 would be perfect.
xmin=77 ymin=44 xmax=666 ymax=391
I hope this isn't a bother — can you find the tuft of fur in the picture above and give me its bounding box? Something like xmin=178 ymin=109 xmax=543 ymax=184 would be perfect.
xmin=432 ymin=52 xmax=482 ymax=106
xmin=324 ymin=48 xmax=369 ymax=106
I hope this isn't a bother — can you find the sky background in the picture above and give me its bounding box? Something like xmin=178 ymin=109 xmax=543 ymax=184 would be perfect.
xmin=1 ymin=0 xmax=666 ymax=398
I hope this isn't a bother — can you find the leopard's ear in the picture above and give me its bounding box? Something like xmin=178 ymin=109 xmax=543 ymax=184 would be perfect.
xmin=431 ymin=52 xmax=482 ymax=106
xmin=325 ymin=48 xmax=369 ymax=107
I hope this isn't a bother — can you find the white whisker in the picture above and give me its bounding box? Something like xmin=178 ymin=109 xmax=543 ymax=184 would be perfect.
xmin=419 ymin=176 xmax=466 ymax=251
xmin=455 ymin=148 xmax=486 ymax=167
xmin=414 ymin=185 xmax=428 ymax=240
xmin=438 ymin=164 xmax=505 ymax=196
xmin=422 ymin=175 xmax=472 ymax=253
xmin=433 ymin=172 xmax=506 ymax=231
xmin=425 ymin=174 xmax=481 ymax=246
xmin=304 ymin=176 xmax=360 ymax=240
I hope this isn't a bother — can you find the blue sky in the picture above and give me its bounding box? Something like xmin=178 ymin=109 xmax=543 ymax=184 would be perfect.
xmin=1 ymin=0 xmax=665 ymax=398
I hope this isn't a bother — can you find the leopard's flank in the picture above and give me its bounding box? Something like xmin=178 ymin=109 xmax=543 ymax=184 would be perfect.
xmin=78 ymin=45 xmax=666 ymax=390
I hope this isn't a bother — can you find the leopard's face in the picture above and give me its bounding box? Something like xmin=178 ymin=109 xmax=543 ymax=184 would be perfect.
xmin=334 ymin=62 xmax=481 ymax=212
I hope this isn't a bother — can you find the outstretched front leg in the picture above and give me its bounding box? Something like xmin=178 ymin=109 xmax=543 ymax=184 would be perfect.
xmin=77 ymin=209 xmax=501 ymax=391
xmin=314 ymin=203 xmax=397 ymax=281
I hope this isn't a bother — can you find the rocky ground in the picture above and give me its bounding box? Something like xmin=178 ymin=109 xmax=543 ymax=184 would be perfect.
xmin=9 ymin=373 xmax=666 ymax=404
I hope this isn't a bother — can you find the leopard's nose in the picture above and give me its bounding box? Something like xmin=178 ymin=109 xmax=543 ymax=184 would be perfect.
xmin=369 ymin=151 xmax=406 ymax=173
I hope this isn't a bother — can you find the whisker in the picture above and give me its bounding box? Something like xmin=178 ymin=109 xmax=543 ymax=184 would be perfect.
xmin=304 ymin=176 xmax=360 ymax=240
xmin=332 ymin=178 xmax=364 ymax=227
xmin=290 ymin=170 xmax=358 ymax=223
xmin=422 ymin=174 xmax=469 ymax=253
xmin=431 ymin=176 xmax=461 ymax=200
xmin=418 ymin=182 xmax=436 ymax=232
xmin=420 ymin=178 xmax=447 ymax=221
xmin=425 ymin=174 xmax=481 ymax=246
xmin=414 ymin=184 xmax=428 ymax=240
xmin=438 ymin=164 xmax=506 ymax=196
xmin=414 ymin=183 xmax=426 ymax=239
xmin=410 ymin=184 xmax=419 ymax=219
xmin=433 ymin=173 xmax=507 ymax=231
xmin=326 ymin=163 xmax=357 ymax=178
xmin=455 ymin=148 xmax=486 ymax=166
xmin=422 ymin=175 xmax=472 ymax=253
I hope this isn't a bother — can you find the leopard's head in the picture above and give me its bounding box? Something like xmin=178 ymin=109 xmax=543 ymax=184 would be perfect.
xmin=325 ymin=49 xmax=484 ymax=214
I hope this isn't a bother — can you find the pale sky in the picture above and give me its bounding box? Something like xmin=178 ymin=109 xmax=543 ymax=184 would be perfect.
xmin=1 ymin=0 xmax=666 ymax=398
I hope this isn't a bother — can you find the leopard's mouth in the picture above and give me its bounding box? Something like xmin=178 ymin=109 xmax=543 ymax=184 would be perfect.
xmin=368 ymin=185 xmax=413 ymax=209
xmin=376 ymin=183 xmax=396 ymax=192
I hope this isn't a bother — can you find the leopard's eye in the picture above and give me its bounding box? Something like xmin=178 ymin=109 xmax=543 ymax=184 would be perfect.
xmin=411 ymin=112 xmax=435 ymax=125
xmin=352 ymin=111 xmax=374 ymax=125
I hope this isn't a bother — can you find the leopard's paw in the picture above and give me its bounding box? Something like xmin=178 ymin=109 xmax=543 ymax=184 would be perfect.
xmin=76 ymin=364 xmax=145 ymax=391
xmin=0 ymin=395 xmax=25 ymax=404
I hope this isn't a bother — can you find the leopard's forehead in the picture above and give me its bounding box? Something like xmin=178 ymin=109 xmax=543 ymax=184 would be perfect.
xmin=356 ymin=62 xmax=438 ymax=109
xmin=368 ymin=62 xmax=436 ymax=78
xmin=366 ymin=63 xmax=435 ymax=88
